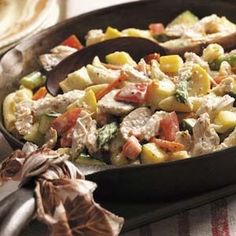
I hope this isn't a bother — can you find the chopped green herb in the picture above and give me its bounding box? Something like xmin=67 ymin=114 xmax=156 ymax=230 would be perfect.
xmin=210 ymin=54 xmax=236 ymax=71
xmin=175 ymin=66 xmax=192 ymax=104
xmin=97 ymin=122 xmax=118 ymax=149
xmin=75 ymin=153 xmax=106 ymax=165
xmin=154 ymin=34 xmax=178 ymax=43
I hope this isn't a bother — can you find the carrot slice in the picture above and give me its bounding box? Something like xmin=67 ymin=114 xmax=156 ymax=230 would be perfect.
xmin=122 ymin=136 xmax=142 ymax=160
xmin=102 ymin=63 xmax=122 ymax=70
xmin=32 ymin=86 xmax=47 ymax=100
xmin=151 ymin=138 xmax=184 ymax=152
xmin=95 ymin=73 xmax=128 ymax=100
xmin=51 ymin=108 xmax=81 ymax=135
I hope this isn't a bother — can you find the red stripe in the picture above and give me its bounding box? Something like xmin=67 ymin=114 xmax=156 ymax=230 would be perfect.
xmin=211 ymin=199 xmax=230 ymax=236
xmin=178 ymin=211 xmax=190 ymax=236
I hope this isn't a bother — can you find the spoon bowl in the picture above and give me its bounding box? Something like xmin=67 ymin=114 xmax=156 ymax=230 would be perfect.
xmin=46 ymin=37 xmax=166 ymax=95
xmin=46 ymin=32 xmax=236 ymax=96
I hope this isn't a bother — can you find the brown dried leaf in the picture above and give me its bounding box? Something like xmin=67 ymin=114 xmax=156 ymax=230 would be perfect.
xmin=1 ymin=144 xmax=124 ymax=235
xmin=0 ymin=150 xmax=25 ymax=182
xmin=35 ymin=177 xmax=123 ymax=236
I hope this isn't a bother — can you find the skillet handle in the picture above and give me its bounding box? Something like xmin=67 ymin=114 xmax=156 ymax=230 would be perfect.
xmin=0 ymin=188 xmax=36 ymax=236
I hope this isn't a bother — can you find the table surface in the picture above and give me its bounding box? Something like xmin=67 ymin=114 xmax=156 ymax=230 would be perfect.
xmin=2 ymin=0 xmax=236 ymax=235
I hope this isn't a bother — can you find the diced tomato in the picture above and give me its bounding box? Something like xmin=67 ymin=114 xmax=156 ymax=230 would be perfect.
xmin=122 ymin=136 xmax=142 ymax=160
xmin=61 ymin=35 xmax=83 ymax=50
xmin=151 ymin=138 xmax=184 ymax=152
xmin=32 ymin=86 xmax=47 ymax=100
xmin=144 ymin=53 xmax=160 ymax=64
xmin=60 ymin=127 xmax=73 ymax=147
xmin=51 ymin=108 xmax=81 ymax=135
xmin=115 ymin=83 xmax=148 ymax=104
xmin=96 ymin=73 xmax=128 ymax=100
xmin=149 ymin=23 xmax=165 ymax=35
xmin=159 ymin=112 xmax=179 ymax=141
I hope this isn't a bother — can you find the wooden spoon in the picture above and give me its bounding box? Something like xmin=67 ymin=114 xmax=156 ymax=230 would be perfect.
xmin=46 ymin=33 xmax=236 ymax=96
xmin=46 ymin=37 xmax=166 ymax=96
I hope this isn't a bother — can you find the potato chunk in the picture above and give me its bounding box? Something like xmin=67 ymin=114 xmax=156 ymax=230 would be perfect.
xmin=214 ymin=111 xmax=236 ymax=133
xmin=160 ymin=55 xmax=183 ymax=74
xmin=106 ymin=51 xmax=137 ymax=66
xmin=141 ymin=143 xmax=168 ymax=164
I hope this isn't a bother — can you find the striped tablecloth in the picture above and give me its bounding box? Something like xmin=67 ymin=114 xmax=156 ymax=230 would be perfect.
xmin=122 ymin=197 xmax=236 ymax=236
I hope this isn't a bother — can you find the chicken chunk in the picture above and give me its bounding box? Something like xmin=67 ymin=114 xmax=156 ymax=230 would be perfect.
xmin=211 ymin=77 xmax=234 ymax=96
xmin=175 ymin=130 xmax=193 ymax=151
xmin=122 ymin=64 xmax=150 ymax=83
xmin=98 ymin=90 xmax=135 ymax=116
xmin=15 ymin=90 xmax=85 ymax=135
xmin=120 ymin=107 xmax=152 ymax=140
xmin=191 ymin=113 xmax=220 ymax=156
xmin=184 ymin=52 xmax=210 ymax=72
xmin=39 ymin=45 xmax=77 ymax=71
xmin=197 ymin=94 xmax=235 ymax=120
xmin=87 ymin=64 xmax=121 ymax=84
xmin=140 ymin=111 xmax=166 ymax=141
xmin=71 ymin=111 xmax=97 ymax=157
xmin=85 ymin=29 xmax=105 ymax=46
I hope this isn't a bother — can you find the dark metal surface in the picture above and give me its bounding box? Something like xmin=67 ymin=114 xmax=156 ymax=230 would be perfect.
xmin=0 ymin=188 xmax=35 ymax=236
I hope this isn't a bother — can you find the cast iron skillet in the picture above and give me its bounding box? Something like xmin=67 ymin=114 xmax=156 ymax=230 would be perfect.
xmin=1 ymin=0 xmax=236 ymax=201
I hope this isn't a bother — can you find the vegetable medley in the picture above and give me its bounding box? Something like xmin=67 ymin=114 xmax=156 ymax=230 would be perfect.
xmin=3 ymin=11 xmax=236 ymax=166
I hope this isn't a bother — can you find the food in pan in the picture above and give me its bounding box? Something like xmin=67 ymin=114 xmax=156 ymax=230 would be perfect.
xmin=85 ymin=11 xmax=236 ymax=50
xmin=3 ymin=36 xmax=236 ymax=166
xmin=2 ymin=11 xmax=236 ymax=166
xmin=38 ymin=11 xmax=236 ymax=72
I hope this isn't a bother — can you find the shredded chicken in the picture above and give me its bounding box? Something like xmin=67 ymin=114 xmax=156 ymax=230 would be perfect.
xmin=39 ymin=45 xmax=77 ymax=71
xmin=175 ymin=131 xmax=193 ymax=151
xmin=191 ymin=113 xmax=220 ymax=156
xmin=197 ymin=94 xmax=235 ymax=120
xmin=87 ymin=64 xmax=121 ymax=84
xmin=163 ymin=14 xmax=236 ymax=48
xmin=15 ymin=100 xmax=34 ymax=135
xmin=122 ymin=64 xmax=151 ymax=82
xmin=85 ymin=29 xmax=105 ymax=46
xmin=71 ymin=111 xmax=97 ymax=157
xmin=183 ymin=15 xmax=236 ymax=41
xmin=184 ymin=52 xmax=210 ymax=72
xmin=98 ymin=89 xmax=135 ymax=116
xmin=219 ymin=61 xmax=233 ymax=76
xmin=150 ymin=60 xmax=170 ymax=80
xmin=211 ymin=77 xmax=234 ymax=96
xmin=15 ymin=90 xmax=85 ymax=135
xmin=120 ymin=107 xmax=152 ymax=140
xmin=33 ymin=90 xmax=85 ymax=116
xmin=140 ymin=111 xmax=166 ymax=141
